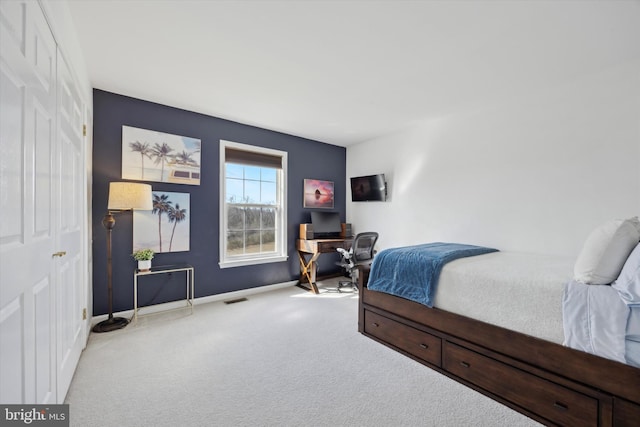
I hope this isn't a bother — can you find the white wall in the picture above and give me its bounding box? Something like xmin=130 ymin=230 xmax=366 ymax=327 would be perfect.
xmin=347 ymin=56 xmax=640 ymax=258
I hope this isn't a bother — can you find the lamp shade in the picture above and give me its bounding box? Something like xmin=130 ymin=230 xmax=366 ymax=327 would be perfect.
xmin=107 ymin=182 xmax=153 ymax=210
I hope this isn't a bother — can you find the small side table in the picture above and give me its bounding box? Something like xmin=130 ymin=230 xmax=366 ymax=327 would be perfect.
xmin=134 ymin=263 xmax=195 ymax=321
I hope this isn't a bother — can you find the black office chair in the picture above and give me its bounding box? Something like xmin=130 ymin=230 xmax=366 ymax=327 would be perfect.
xmin=336 ymin=232 xmax=379 ymax=293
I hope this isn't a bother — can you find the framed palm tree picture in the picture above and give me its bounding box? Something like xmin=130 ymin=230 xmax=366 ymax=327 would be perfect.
xmin=133 ymin=191 xmax=190 ymax=253
xmin=122 ymin=125 xmax=201 ymax=185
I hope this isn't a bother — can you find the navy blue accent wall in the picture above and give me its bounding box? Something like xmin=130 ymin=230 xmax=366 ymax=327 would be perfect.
xmin=92 ymin=90 xmax=346 ymax=315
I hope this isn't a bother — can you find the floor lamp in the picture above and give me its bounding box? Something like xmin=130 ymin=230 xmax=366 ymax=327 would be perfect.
xmin=93 ymin=182 xmax=153 ymax=333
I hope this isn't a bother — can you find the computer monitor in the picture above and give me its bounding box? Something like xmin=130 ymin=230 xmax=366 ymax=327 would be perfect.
xmin=310 ymin=211 xmax=341 ymax=238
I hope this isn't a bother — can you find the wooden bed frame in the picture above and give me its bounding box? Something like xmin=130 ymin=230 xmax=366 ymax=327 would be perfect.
xmin=358 ymin=267 xmax=640 ymax=426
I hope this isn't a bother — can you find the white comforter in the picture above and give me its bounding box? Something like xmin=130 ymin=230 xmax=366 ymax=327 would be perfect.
xmin=431 ymin=251 xmax=639 ymax=367
xmin=433 ymin=251 xmax=574 ymax=344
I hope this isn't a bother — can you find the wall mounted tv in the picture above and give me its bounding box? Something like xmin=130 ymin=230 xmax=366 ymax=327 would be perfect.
xmin=350 ymin=174 xmax=387 ymax=202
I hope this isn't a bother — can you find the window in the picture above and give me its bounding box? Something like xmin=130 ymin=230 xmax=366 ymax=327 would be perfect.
xmin=219 ymin=140 xmax=288 ymax=268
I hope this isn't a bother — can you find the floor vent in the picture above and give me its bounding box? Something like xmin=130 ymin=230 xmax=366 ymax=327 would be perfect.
xmin=224 ymin=297 xmax=248 ymax=305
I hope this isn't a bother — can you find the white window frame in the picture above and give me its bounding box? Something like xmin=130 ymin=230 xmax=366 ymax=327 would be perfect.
xmin=219 ymin=140 xmax=288 ymax=268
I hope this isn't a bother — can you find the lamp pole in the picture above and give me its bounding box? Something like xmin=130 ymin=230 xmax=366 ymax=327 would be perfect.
xmin=93 ymin=182 xmax=152 ymax=332
xmin=92 ymin=211 xmax=129 ymax=332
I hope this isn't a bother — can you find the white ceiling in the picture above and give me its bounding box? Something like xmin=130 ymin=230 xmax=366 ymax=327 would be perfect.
xmin=66 ymin=0 xmax=640 ymax=146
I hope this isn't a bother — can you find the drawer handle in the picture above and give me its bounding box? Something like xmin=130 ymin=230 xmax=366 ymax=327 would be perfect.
xmin=553 ymin=402 xmax=568 ymax=411
xmin=372 ymin=322 xmax=380 ymax=328
xmin=419 ymin=344 xmax=429 ymax=349
xmin=460 ymin=361 xmax=470 ymax=368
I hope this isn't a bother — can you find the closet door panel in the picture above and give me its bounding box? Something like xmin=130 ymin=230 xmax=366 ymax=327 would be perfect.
xmin=0 ymin=0 xmax=57 ymax=404
xmin=56 ymin=53 xmax=86 ymax=401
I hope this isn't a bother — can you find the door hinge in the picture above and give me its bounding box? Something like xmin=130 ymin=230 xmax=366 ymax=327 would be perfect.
xmin=82 ymin=124 xmax=87 ymax=136
xmin=82 ymin=308 xmax=87 ymax=320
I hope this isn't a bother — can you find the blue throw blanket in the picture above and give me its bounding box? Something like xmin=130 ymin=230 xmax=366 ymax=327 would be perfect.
xmin=368 ymin=242 xmax=499 ymax=307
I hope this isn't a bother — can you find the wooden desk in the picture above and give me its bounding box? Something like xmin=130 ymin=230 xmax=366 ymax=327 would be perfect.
xmin=296 ymin=238 xmax=353 ymax=294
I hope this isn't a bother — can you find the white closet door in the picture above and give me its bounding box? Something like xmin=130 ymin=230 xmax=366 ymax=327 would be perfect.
xmin=55 ymin=52 xmax=86 ymax=401
xmin=0 ymin=0 xmax=59 ymax=404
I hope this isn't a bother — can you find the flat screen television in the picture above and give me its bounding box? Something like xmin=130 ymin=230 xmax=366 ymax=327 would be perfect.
xmin=310 ymin=211 xmax=341 ymax=238
xmin=350 ymin=174 xmax=386 ymax=202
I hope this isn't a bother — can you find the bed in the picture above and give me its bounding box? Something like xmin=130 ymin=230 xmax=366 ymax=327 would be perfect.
xmin=358 ymin=220 xmax=640 ymax=426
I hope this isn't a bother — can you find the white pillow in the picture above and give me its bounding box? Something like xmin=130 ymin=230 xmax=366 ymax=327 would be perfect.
xmin=612 ymin=243 xmax=640 ymax=305
xmin=574 ymin=217 xmax=640 ymax=285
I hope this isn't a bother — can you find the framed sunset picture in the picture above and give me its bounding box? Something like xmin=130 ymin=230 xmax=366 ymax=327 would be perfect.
xmin=303 ymin=179 xmax=334 ymax=209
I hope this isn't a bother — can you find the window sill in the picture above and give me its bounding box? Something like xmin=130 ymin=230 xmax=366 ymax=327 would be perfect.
xmin=219 ymin=255 xmax=288 ymax=269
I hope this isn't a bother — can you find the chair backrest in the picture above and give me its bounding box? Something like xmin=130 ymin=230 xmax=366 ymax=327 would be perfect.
xmin=352 ymin=232 xmax=379 ymax=263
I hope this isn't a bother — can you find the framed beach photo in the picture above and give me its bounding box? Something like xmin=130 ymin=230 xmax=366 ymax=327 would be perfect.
xmin=133 ymin=191 xmax=190 ymax=253
xmin=303 ymin=179 xmax=334 ymax=209
xmin=122 ymin=126 xmax=201 ymax=185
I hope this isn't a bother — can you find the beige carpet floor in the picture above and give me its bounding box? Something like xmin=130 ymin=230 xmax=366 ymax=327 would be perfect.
xmin=65 ymin=278 xmax=540 ymax=427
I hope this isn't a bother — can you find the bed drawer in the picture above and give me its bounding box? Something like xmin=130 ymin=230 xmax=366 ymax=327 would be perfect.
xmin=443 ymin=341 xmax=598 ymax=426
xmin=614 ymin=398 xmax=640 ymax=427
xmin=364 ymin=310 xmax=441 ymax=367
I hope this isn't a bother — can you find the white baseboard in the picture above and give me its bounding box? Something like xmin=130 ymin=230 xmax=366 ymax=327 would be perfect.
xmin=91 ymin=280 xmax=297 ymax=326
xmin=193 ymin=280 xmax=297 ymax=306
